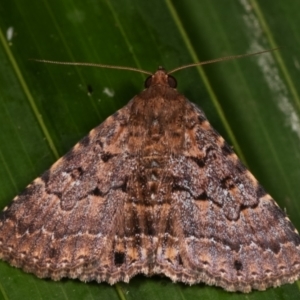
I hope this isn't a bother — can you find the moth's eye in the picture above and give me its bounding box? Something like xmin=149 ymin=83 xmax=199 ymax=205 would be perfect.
xmin=145 ymin=76 xmax=152 ymax=88
xmin=168 ymin=75 xmax=177 ymax=88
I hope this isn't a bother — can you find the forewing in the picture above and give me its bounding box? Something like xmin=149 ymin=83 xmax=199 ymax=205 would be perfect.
xmin=0 ymin=103 xmax=133 ymax=281
xmin=167 ymin=101 xmax=300 ymax=292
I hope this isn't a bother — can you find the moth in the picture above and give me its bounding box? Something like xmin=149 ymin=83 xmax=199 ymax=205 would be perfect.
xmin=1 ymin=49 xmax=299 ymax=293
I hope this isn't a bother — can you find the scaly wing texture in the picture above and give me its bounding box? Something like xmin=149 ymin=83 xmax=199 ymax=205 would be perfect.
xmin=166 ymin=101 xmax=300 ymax=292
xmin=0 ymin=103 xmax=138 ymax=282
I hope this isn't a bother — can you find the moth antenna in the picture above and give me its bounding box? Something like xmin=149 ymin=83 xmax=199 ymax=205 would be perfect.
xmin=29 ymin=59 xmax=152 ymax=76
xmin=168 ymin=47 xmax=280 ymax=75
xmin=31 ymin=47 xmax=279 ymax=77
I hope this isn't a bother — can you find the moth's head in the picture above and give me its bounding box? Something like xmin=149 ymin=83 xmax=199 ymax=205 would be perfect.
xmin=144 ymin=66 xmax=177 ymax=89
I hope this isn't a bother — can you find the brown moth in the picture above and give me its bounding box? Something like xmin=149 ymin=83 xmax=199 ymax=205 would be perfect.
xmin=1 ymin=50 xmax=300 ymax=293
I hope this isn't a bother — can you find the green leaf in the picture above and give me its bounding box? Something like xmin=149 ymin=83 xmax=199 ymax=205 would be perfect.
xmin=0 ymin=0 xmax=300 ymax=299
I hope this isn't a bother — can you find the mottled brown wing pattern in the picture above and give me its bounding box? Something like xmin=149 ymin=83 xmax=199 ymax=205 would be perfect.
xmin=168 ymin=102 xmax=300 ymax=292
xmin=0 ymin=103 xmax=136 ymax=281
xmin=0 ymin=68 xmax=300 ymax=293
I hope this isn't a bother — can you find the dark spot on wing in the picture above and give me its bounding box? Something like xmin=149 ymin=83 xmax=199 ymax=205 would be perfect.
xmin=101 ymin=152 xmax=114 ymax=162
xmin=79 ymin=135 xmax=90 ymax=147
xmin=234 ymin=260 xmax=243 ymax=271
xmin=221 ymin=143 xmax=233 ymax=156
xmin=114 ymin=252 xmax=125 ymax=266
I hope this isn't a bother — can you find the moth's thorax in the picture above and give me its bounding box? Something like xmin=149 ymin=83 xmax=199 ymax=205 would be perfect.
xmin=128 ymin=83 xmax=187 ymax=157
